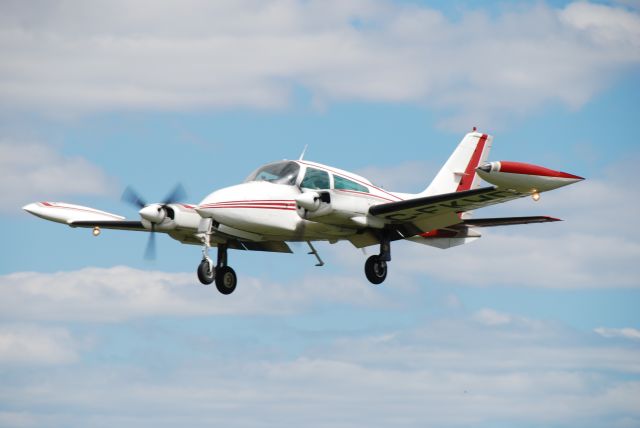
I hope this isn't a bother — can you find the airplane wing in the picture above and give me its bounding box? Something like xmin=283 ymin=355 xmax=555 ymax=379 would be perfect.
xmin=69 ymin=213 xmax=293 ymax=253
xmin=24 ymin=201 xmax=293 ymax=254
xmin=369 ymin=186 xmax=527 ymax=232
xmin=342 ymin=186 xmax=533 ymax=249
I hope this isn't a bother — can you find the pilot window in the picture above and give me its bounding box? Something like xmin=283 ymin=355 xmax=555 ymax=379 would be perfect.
xmin=244 ymin=161 xmax=300 ymax=186
xmin=334 ymin=175 xmax=369 ymax=193
xmin=301 ymin=167 xmax=330 ymax=189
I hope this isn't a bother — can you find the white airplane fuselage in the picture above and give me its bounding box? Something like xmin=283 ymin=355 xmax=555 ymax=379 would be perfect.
xmin=196 ymin=160 xmax=407 ymax=241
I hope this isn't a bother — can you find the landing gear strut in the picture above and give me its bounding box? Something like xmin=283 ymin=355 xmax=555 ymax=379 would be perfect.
xmin=364 ymin=238 xmax=390 ymax=285
xmin=198 ymin=240 xmax=237 ymax=294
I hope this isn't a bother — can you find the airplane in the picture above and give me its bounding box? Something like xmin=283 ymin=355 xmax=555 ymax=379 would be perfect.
xmin=23 ymin=130 xmax=584 ymax=295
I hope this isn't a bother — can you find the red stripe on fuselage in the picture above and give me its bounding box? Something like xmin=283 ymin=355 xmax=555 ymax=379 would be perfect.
xmin=206 ymin=202 xmax=294 ymax=206
xmin=212 ymin=199 xmax=296 ymax=204
xmin=200 ymin=201 xmax=296 ymax=209
xmin=203 ymin=205 xmax=297 ymax=211
xmin=456 ymin=134 xmax=488 ymax=192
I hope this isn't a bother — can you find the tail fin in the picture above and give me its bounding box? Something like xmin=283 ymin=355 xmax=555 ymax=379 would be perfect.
xmin=421 ymin=131 xmax=493 ymax=197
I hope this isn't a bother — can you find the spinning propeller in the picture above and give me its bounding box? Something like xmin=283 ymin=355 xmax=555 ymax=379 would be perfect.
xmin=121 ymin=183 xmax=187 ymax=259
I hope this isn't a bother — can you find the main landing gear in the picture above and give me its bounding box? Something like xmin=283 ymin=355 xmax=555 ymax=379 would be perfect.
xmin=198 ymin=243 xmax=237 ymax=295
xmin=364 ymin=239 xmax=391 ymax=285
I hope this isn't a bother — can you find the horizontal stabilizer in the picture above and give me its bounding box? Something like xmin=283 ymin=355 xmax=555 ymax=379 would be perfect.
xmin=463 ymin=216 xmax=561 ymax=227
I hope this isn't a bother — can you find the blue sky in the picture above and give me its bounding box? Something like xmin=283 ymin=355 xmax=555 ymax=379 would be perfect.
xmin=1 ymin=1 xmax=639 ymax=427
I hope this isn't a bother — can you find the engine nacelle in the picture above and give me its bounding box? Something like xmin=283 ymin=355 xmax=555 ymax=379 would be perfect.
xmin=295 ymin=191 xmax=333 ymax=220
xmin=295 ymin=192 xmax=321 ymax=212
xmin=140 ymin=204 xmax=202 ymax=231
xmin=295 ymin=190 xmax=378 ymax=228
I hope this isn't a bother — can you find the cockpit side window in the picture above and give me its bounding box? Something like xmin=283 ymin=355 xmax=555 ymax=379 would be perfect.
xmin=245 ymin=161 xmax=300 ymax=185
xmin=334 ymin=175 xmax=369 ymax=193
xmin=301 ymin=167 xmax=330 ymax=189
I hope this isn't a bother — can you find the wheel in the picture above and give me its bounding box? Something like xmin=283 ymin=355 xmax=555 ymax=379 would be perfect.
xmin=197 ymin=259 xmax=215 ymax=285
xmin=215 ymin=266 xmax=237 ymax=295
xmin=364 ymin=255 xmax=387 ymax=285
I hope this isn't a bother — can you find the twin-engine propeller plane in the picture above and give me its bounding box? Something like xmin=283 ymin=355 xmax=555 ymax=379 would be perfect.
xmin=23 ymin=131 xmax=583 ymax=294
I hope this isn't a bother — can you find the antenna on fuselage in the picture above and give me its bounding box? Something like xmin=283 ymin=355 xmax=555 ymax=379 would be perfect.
xmin=298 ymin=145 xmax=308 ymax=161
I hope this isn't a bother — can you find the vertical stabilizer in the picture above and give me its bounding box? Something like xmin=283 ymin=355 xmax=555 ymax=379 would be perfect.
xmin=421 ymin=132 xmax=493 ymax=197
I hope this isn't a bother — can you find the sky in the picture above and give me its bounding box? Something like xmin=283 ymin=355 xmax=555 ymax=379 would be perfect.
xmin=0 ymin=0 xmax=639 ymax=427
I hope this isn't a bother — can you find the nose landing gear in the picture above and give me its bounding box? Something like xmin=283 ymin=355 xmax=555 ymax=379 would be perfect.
xmin=198 ymin=241 xmax=237 ymax=294
xmin=197 ymin=258 xmax=215 ymax=285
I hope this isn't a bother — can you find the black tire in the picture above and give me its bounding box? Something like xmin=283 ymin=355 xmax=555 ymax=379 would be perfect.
xmin=197 ymin=260 xmax=215 ymax=285
xmin=215 ymin=266 xmax=237 ymax=295
xmin=364 ymin=255 xmax=387 ymax=285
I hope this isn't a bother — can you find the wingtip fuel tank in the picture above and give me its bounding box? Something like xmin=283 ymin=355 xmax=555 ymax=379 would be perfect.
xmin=476 ymin=161 xmax=584 ymax=193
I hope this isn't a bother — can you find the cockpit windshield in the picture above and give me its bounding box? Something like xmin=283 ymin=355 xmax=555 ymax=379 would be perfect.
xmin=244 ymin=161 xmax=300 ymax=186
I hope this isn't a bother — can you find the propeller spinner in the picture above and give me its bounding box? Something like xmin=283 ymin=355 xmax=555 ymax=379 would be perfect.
xmin=121 ymin=183 xmax=187 ymax=259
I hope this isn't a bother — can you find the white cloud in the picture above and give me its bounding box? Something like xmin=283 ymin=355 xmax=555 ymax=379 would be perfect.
xmin=473 ymin=308 xmax=512 ymax=326
xmin=561 ymin=2 xmax=640 ymax=46
xmin=1 ymin=312 xmax=639 ymax=427
xmin=393 ymin=230 xmax=640 ymax=288
xmin=595 ymin=327 xmax=640 ymax=340
xmin=356 ymin=161 xmax=436 ymax=193
xmin=0 ymin=140 xmax=113 ymax=213
xmin=0 ymin=1 xmax=638 ymax=128
xmin=0 ymin=412 xmax=36 ymax=428
xmin=0 ymin=324 xmax=79 ymax=365
xmin=0 ymin=266 xmax=385 ymax=322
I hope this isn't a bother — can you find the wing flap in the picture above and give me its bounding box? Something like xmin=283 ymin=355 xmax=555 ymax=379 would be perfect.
xmin=168 ymin=230 xmax=292 ymax=253
xmin=238 ymin=241 xmax=293 ymax=253
xmin=69 ymin=220 xmax=147 ymax=231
